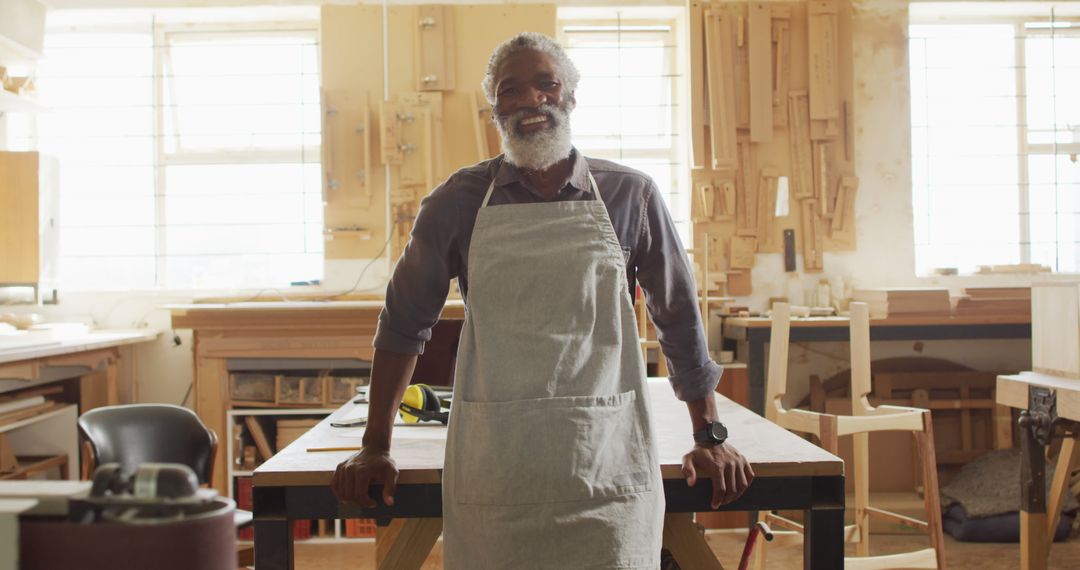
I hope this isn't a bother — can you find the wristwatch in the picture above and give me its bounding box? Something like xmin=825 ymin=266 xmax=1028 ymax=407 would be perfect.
xmin=693 ymin=421 xmax=728 ymax=446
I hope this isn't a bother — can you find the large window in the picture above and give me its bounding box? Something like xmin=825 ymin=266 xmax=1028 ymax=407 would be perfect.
xmin=558 ymin=7 xmax=690 ymax=243
xmin=12 ymin=10 xmax=322 ymax=290
xmin=910 ymin=4 xmax=1080 ymax=275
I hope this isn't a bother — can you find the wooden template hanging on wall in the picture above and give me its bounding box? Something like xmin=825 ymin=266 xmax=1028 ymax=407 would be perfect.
xmin=415 ymin=5 xmax=456 ymax=92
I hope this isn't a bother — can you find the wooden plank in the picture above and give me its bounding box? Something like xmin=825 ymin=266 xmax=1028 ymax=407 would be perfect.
xmin=245 ymin=415 xmax=274 ymax=462
xmin=376 ymin=517 xmax=443 ymax=570
xmin=1047 ymin=435 xmax=1078 ymax=538
xmin=720 ymin=180 xmax=736 ymax=219
xmin=195 ymin=355 xmax=230 ymax=494
xmin=800 ymin=199 xmax=824 ymax=272
xmin=918 ymin=413 xmax=947 ymax=570
xmin=747 ymin=2 xmax=772 ymax=142
xmin=0 ymin=362 xmax=37 ymax=382
xmin=322 ymin=90 xmax=372 ymax=206
xmin=756 ymin=168 xmax=780 ymax=251
xmin=808 ymin=1 xmax=840 ymax=135
xmin=380 ymin=100 xmax=405 ymax=165
xmin=689 ymin=1 xmax=706 ymax=169
xmin=734 ymin=13 xmax=750 ymax=130
xmin=729 ymin=236 xmax=757 ymax=269
xmin=725 ymin=270 xmax=752 ymax=297
xmin=704 ymin=10 xmax=738 ymax=171
xmin=771 ymin=14 xmax=790 ymax=127
xmin=415 ymin=5 xmax=454 ymax=91
xmin=764 ymin=302 xmax=791 ymax=423
xmin=1021 ymin=510 xmax=1050 ymax=570
xmin=0 ymin=151 xmax=39 ymax=284
xmin=788 ymin=92 xmax=814 ymax=199
xmin=1032 ymin=283 xmax=1080 ymax=378
xmin=813 ymin=142 xmax=830 ymax=215
xmin=662 ymin=513 xmax=723 ymax=570
xmin=735 ymin=141 xmax=754 ymax=235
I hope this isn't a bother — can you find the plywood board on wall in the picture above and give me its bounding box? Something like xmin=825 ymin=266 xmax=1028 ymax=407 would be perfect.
xmin=0 ymin=151 xmax=39 ymax=284
xmin=686 ymin=1 xmax=855 ymax=282
xmin=320 ymin=4 xmax=557 ymax=261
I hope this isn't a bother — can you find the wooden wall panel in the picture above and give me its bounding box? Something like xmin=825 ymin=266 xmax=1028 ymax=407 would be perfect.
xmin=690 ymin=1 xmax=854 ymax=293
xmin=320 ymin=4 xmax=556 ymax=261
xmin=0 ymin=151 xmax=39 ymax=284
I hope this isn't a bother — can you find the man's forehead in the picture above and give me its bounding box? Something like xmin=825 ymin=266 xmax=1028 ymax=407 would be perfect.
xmin=495 ymin=49 xmax=562 ymax=84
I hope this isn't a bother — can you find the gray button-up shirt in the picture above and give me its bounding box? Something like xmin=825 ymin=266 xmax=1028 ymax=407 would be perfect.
xmin=373 ymin=149 xmax=722 ymax=401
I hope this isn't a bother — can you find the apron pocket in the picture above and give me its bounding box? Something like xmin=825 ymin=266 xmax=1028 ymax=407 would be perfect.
xmin=453 ymin=390 xmax=653 ymax=506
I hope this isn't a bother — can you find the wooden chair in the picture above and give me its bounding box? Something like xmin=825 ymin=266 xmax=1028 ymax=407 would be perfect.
xmin=754 ymin=302 xmax=946 ymax=569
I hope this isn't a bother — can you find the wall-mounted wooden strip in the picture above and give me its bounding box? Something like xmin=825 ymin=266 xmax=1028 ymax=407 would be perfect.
xmin=415 ymin=5 xmax=455 ymax=91
xmin=690 ymin=2 xmax=707 ymax=169
xmin=808 ymin=1 xmax=839 ymax=135
xmin=812 ymin=141 xmax=830 ymax=215
xmin=800 ymin=199 xmax=824 ymax=272
xmin=730 ymin=235 xmax=757 ymax=269
xmin=788 ymin=91 xmax=814 ymax=199
xmin=735 ymin=140 xmax=757 ymax=236
xmin=704 ymin=10 xmax=738 ymax=171
xmin=772 ymin=16 xmax=791 ymax=128
xmin=830 ymin=175 xmax=858 ymax=243
xmin=380 ymin=100 xmax=405 ymax=165
xmin=748 ymin=3 xmax=772 ymax=142
xmin=734 ymin=14 xmax=751 ymax=130
xmin=756 ymin=167 xmax=780 ymax=251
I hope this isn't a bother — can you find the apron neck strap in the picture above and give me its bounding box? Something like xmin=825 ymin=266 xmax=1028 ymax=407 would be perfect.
xmin=482 ymin=170 xmax=600 ymax=208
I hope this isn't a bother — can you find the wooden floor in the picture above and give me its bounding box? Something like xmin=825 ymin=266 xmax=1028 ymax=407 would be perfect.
xmin=286 ymin=531 xmax=1080 ymax=569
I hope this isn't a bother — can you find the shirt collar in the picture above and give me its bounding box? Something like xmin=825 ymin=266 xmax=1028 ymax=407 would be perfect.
xmin=493 ymin=147 xmax=592 ymax=197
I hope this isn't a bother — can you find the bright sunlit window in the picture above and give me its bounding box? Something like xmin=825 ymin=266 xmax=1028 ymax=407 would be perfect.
xmin=910 ymin=4 xmax=1080 ymax=275
xmin=14 ymin=11 xmax=322 ymax=290
xmin=558 ymin=7 xmax=690 ymax=244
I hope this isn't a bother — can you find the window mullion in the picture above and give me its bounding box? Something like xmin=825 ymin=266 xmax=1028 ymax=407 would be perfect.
xmin=1015 ymin=22 xmax=1031 ymax=265
xmin=153 ymin=21 xmax=169 ymax=287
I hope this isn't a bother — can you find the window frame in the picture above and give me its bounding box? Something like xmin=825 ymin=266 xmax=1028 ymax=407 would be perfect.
xmin=909 ymin=5 xmax=1080 ymax=275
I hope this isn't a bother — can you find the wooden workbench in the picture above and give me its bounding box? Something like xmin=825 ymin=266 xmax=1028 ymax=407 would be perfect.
xmin=997 ymin=371 xmax=1080 ymax=570
xmin=0 ymin=330 xmax=158 ymax=481
xmin=724 ymin=314 xmax=1032 ymax=414
xmin=252 ymin=378 xmax=845 ymax=570
xmin=169 ymin=301 xmax=465 ymax=494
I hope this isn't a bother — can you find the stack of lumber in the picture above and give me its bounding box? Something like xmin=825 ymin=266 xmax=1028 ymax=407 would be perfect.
xmin=0 ymin=392 xmax=62 ymax=427
xmin=954 ymin=287 xmax=1031 ymax=318
xmin=852 ymin=288 xmax=951 ymax=318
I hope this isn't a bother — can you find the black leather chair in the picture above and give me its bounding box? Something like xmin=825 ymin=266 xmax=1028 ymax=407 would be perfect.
xmin=78 ymin=403 xmax=254 ymax=564
xmin=78 ymin=404 xmax=218 ymax=483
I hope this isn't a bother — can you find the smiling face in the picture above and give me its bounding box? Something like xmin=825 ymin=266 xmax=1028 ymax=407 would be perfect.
xmin=491 ymin=49 xmax=576 ymax=171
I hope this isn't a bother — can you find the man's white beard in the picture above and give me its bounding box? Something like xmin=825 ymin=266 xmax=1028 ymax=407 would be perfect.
xmin=494 ymin=102 xmax=573 ymax=171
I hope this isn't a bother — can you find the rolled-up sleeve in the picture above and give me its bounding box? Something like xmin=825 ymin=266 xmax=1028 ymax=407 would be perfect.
xmin=634 ymin=182 xmax=723 ymax=401
xmin=373 ymin=183 xmax=459 ymax=355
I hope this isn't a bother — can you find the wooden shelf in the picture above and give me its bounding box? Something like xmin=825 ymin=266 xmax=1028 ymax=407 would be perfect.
xmin=0 ymin=89 xmax=43 ymax=113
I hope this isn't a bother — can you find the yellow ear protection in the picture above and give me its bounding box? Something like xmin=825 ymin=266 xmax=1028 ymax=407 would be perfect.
xmin=398 ymin=384 xmax=450 ymax=424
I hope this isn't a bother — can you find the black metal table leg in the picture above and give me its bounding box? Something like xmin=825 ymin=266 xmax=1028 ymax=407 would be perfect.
xmin=254 ymin=485 xmax=295 ymax=570
xmin=805 ymin=507 xmax=844 ymax=569
xmin=748 ymin=338 xmax=766 ymax=415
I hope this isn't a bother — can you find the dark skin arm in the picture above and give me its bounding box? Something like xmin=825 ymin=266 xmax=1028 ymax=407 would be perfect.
xmin=330 ymin=348 xmax=418 ymax=508
xmin=680 ymin=374 xmax=755 ymax=509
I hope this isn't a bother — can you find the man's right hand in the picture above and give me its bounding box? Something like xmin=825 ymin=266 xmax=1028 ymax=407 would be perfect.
xmin=330 ymin=447 xmax=399 ymax=508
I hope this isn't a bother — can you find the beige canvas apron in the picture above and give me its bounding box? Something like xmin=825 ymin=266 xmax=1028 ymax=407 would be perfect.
xmin=441 ymin=170 xmax=664 ymax=569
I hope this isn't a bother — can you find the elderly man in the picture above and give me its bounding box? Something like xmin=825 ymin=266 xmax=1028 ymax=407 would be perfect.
xmin=331 ymin=32 xmax=753 ymax=568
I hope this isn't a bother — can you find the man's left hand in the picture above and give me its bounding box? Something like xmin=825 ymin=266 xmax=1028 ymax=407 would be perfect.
xmin=681 ymin=442 xmax=754 ymax=509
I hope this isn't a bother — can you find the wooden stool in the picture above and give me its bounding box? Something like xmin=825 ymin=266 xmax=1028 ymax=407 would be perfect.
xmin=754 ymin=302 xmax=946 ymax=569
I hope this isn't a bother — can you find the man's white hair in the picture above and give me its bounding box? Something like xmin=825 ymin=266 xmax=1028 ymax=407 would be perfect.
xmin=481 ymin=32 xmax=580 ymax=106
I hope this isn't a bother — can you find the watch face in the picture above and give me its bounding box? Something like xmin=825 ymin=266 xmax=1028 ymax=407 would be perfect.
xmin=711 ymin=422 xmax=728 ymax=441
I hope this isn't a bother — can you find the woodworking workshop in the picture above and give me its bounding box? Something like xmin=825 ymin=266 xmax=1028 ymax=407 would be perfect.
xmin=1 ymin=0 xmax=1079 ymax=568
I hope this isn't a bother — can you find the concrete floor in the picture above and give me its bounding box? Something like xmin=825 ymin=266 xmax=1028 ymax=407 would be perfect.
xmin=289 ymin=531 xmax=1080 ymax=569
